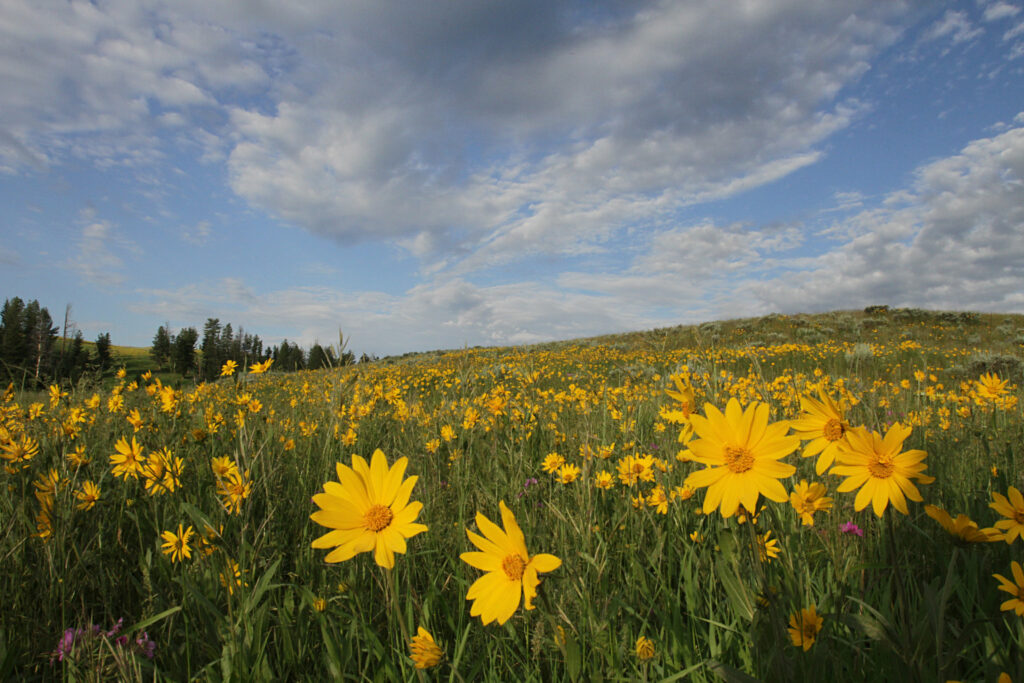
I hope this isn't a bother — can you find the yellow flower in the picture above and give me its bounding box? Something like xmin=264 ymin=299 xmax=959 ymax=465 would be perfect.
xmin=993 ymin=561 xmax=1024 ymax=616
xmin=248 ymin=358 xmax=273 ymax=374
xmin=48 ymin=384 xmax=67 ymax=408
xmin=1 ymin=434 xmax=39 ymax=468
xmin=110 ymin=436 xmax=145 ymax=479
xmin=635 ymin=635 xmax=655 ymax=660
xmin=66 ymin=444 xmax=90 ymax=468
xmin=74 ymin=481 xmax=101 ymax=511
xmin=830 ymin=424 xmax=934 ymax=516
xmin=220 ymin=360 xmax=238 ymax=377
xmin=216 ymin=469 xmax=252 ymax=515
xmin=647 ymin=485 xmax=669 ymax=514
xmin=556 ymin=463 xmax=580 ymax=485
xmin=210 ymin=455 xmax=239 ymax=479
xmin=759 ymin=531 xmax=781 ymax=563
xmin=975 ymin=372 xmax=1009 ymax=401
xmin=683 ymin=398 xmax=799 ymax=518
xmin=460 ymin=501 xmax=561 ymax=625
xmin=924 ymin=505 xmax=1002 ymax=543
xmin=790 ymin=388 xmax=851 ymax=475
xmin=160 ymin=524 xmax=194 ymax=563
xmin=219 ymin=558 xmax=247 ymax=595
xmin=312 ymin=597 xmax=326 ymax=612
xmin=789 ymin=480 xmax=833 ymax=526
xmin=542 ymin=453 xmax=565 ymax=474
xmin=126 ymin=408 xmax=144 ymax=432
xmin=310 ymin=449 xmax=428 ymax=569
xmin=408 ymin=626 xmax=443 ymax=669
xmin=990 ymin=487 xmax=1024 ymax=544
xmin=788 ymin=605 xmax=823 ymax=651
xmin=440 ymin=425 xmax=456 ymax=442
xmin=594 ymin=471 xmax=615 ymax=490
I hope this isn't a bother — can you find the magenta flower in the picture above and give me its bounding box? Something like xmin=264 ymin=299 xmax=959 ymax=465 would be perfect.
xmin=840 ymin=521 xmax=864 ymax=537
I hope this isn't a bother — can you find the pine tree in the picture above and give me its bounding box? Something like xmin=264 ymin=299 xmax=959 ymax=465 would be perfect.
xmin=151 ymin=325 xmax=172 ymax=370
xmin=174 ymin=327 xmax=198 ymax=377
xmin=94 ymin=332 xmax=112 ymax=371
xmin=201 ymin=318 xmax=222 ymax=380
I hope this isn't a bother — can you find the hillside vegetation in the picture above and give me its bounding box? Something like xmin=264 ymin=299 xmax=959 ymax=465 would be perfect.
xmin=1 ymin=307 xmax=1022 ymax=681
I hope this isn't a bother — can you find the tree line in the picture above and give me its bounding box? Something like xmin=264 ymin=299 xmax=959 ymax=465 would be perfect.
xmin=151 ymin=318 xmax=357 ymax=380
xmin=0 ymin=297 xmax=113 ymax=388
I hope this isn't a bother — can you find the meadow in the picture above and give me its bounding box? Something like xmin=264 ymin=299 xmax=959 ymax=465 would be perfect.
xmin=1 ymin=308 xmax=1023 ymax=681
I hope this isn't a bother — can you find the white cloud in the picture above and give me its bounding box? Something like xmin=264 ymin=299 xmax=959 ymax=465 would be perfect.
xmin=745 ymin=122 xmax=1024 ymax=314
xmin=923 ymin=10 xmax=984 ymax=44
xmin=182 ymin=220 xmax=212 ymax=245
xmin=984 ymin=2 xmax=1021 ymax=22
xmin=67 ymin=221 xmax=128 ymax=288
xmin=223 ymin=1 xmax=905 ymax=271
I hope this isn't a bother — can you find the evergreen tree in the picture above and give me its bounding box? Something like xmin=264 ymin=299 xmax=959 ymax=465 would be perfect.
xmin=173 ymin=327 xmax=199 ymax=377
xmin=151 ymin=325 xmax=172 ymax=370
xmin=308 ymin=343 xmax=336 ymax=369
xmin=94 ymin=332 xmax=112 ymax=371
xmin=0 ymin=297 xmax=27 ymax=382
xmin=200 ymin=318 xmax=222 ymax=379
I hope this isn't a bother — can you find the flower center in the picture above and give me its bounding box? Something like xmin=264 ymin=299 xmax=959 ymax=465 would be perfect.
xmin=1014 ymin=510 xmax=1024 ymax=525
xmin=867 ymin=456 xmax=894 ymax=479
xmin=501 ymin=554 xmax=526 ymax=581
xmin=724 ymin=445 xmax=754 ymax=473
xmin=364 ymin=504 xmax=393 ymax=532
xmin=823 ymin=418 xmax=845 ymax=441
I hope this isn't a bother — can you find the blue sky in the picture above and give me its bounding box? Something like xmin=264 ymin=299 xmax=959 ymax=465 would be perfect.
xmin=2 ymin=1 xmax=1023 ymax=357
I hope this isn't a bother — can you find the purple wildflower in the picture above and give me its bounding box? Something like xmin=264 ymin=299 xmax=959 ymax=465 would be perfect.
xmin=54 ymin=628 xmax=78 ymax=662
xmin=840 ymin=521 xmax=864 ymax=537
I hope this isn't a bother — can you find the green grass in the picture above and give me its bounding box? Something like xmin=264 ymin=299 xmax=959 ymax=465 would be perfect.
xmin=2 ymin=307 xmax=1023 ymax=680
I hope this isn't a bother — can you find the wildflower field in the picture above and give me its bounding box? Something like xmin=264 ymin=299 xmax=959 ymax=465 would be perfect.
xmin=2 ymin=308 xmax=1024 ymax=681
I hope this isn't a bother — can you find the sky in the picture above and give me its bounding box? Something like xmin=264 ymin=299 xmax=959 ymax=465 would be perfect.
xmin=2 ymin=0 xmax=1023 ymax=358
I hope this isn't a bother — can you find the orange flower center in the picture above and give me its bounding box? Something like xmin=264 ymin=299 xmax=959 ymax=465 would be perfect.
xmin=724 ymin=445 xmax=754 ymax=473
xmin=364 ymin=504 xmax=393 ymax=532
xmin=501 ymin=554 xmax=526 ymax=581
xmin=823 ymin=418 xmax=844 ymax=441
xmin=867 ymin=455 xmax=894 ymax=479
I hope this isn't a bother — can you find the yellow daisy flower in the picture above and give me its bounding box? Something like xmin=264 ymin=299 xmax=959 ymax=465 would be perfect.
xmin=460 ymin=501 xmax=561 ymax=625
xmin=160 ymin=524 xmax=194 ymax=563
xmin=924 ymin=505 xmax=1002 ymax=544
xmin=789 ymin=480 xmax=833 ymax=526
xmin=635 ymin=635 xmax=655 ymax=660
xmin=683 ymin=398 xmax=799 ymax=518
xmin=408 ymin=627 xmax=443 ymax=669
xmin=830 ymin=423 xmax=934 ymax=517
xmin=993 ymin=561 xmax=1024 ymax=617
xmin=310 ymin=449 xmax=427 ymax=569
xmin=790 ymin=388 xmax=851 ymax=475
xmin=788 ymin=605 xmax=823 ymax=651
xmin=990 ymin=486 xmax=1024 ymax=544
xmin=110 ymin=435 xmax=145 ymax=480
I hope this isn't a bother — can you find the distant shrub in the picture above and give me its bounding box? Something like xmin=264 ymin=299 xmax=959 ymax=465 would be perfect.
xmin=966 ymin=353 xmax=1023 ymax=380
xmin=845 ymin=343 xmax=874 ymax=365
xmin=864 ymin=305 xmax=889 ymax=315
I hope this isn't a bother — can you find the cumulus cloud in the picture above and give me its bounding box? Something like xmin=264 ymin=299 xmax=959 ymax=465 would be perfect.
xmin=747 ymin=122 xmax=1024 ymax=314
xmin=222 ymin=0 xmax=907 ymax=270
xmin=0 ymin=0 xmax=268 ymax=170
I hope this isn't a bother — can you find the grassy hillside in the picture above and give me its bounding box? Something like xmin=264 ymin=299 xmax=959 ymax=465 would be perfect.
xmin=3 ymin=306 xmax=1022 ymax=680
